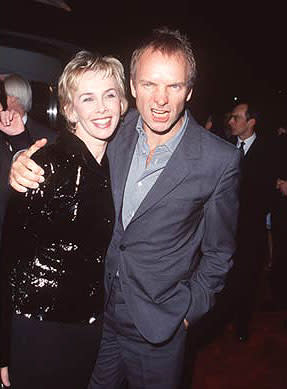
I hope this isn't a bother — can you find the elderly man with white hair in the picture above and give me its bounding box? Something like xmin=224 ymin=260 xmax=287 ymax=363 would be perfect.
xmin=0 ymin=74 xmax=57 ymax=240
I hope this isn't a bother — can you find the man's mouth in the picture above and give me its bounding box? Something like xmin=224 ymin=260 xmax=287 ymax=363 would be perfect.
xmin=151 ymin=109 xmax=169 ymax=122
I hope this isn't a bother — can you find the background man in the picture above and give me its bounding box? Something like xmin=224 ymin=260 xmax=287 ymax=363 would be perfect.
xmin=3 ymin=74 xmax=57 ymax=144
xmin=0 ymin=75 xmax=57 ymax=240
xmin=228 ymin=102 xmax=273 ymax=341
xmin=9 ymin=29 xmax=241 ymax=388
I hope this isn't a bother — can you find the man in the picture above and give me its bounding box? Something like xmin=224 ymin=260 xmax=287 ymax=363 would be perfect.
xmin=9 ymin=29 xmax=241 ymax=388
xmin=3 ymin=74 xmax=58 ymax=144
xmin=0 ymin=75 xmax=57 ymax=239
xmin=228 ymin=102 xmax=272 ymax=341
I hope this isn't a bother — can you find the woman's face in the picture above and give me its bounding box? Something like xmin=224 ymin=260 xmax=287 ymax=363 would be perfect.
xmin=67 ymin=70 xmax=122 ymax=145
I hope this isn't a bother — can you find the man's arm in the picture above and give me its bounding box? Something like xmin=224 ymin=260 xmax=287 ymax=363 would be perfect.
xmin=0 ymin=109 xmax=32 ymax=151
xmin=0 ymin=110 xmax=25 ymax=137
xmin=185 ymin=149 xmax=241 ymax=325
xmin=0 ymin=110 xmax=32 ymax=153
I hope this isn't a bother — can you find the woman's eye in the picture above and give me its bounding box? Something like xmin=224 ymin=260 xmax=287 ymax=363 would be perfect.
xmin=82 ymin=97 xmax=93 ymax=102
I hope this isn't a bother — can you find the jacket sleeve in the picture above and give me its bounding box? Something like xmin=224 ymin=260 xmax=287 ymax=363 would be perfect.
xmin=6 ymin=130 xmax=33 ymax=152
xmin=185 ymin=149 xmax=241 ymax=324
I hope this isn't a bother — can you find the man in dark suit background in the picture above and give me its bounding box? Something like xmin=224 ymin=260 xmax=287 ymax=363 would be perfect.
xmin=9 ymin=29 xmax=241 ymax=388
xmin=228 ymin=102 xmax=273 ymax=341
xmin=3 ymin=74 xmax=57 ymax=144
xmin=0 ymin=74 xmax=58 ymax=240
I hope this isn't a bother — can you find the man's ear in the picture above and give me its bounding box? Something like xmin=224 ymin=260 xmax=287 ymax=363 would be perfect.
xmin=130 ymin=79 xmax=137 ymax=99
xmin=186 ymin=88 xmax=193 ymax=102
xmin=248 ymin=118 xmax=256 ymax=129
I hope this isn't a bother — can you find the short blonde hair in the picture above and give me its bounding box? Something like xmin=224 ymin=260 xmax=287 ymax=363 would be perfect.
xmin=130 ymin=27 xmax=197 ymax=90
xmin=58 ymin=51 xmax=128 ymax=129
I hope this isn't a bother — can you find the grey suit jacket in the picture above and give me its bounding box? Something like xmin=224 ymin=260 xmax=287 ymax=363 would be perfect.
xmin=106 ymin=109 xmax=241 ymax=344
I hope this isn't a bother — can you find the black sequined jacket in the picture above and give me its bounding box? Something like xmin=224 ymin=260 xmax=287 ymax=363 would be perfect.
xmin=0 ymin=130 xmax=115 ymax=366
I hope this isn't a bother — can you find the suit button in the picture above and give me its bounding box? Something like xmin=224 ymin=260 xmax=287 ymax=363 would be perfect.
xmin=119 ymin=244 xmax=126 ymax=251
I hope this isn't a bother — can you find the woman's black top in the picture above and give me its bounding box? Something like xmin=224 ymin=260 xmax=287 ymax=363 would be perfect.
xmin=0 ymin=130 xmax=115 ymax=366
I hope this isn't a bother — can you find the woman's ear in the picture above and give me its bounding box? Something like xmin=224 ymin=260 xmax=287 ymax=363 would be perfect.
xmin=64 ymin=104 xmax=77 ymax=123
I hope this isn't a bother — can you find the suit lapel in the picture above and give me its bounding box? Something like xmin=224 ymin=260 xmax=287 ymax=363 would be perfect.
xmin=111 ymin=114 xmax=139 ymax=216
xmin=243 ymin=136 xmax=259 ymax=162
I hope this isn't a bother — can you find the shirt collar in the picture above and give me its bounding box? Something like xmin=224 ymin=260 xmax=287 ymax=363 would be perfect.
xmin=136 ymin=110 xmax=189 ymax=153
xmin=22 ymin=113 xmax=28 ymax=125
xmin=237 ymin=132 xmax=256 ymax=148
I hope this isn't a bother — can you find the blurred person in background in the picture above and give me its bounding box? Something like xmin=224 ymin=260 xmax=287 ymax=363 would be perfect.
xmin=0 ymin=75 xmax=57 ymax=242
xmin=3 ymin=74 xmax=57 ymax=144
xmin=269 ymin=122 xmax=287 ymax=312
xmin=228 ymin=101 xmax=273 ymax=341
xmin=204 ymin=112 xmax=234 ymax=141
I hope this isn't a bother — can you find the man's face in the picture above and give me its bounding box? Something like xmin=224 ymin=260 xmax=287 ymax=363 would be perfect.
xmin=228 ymin=104 xmax=255 ymax=139
xmin=130 ymin=49 xmax=192 ymax=139
xmin=6 ymin=95 xmax=24 ymax=117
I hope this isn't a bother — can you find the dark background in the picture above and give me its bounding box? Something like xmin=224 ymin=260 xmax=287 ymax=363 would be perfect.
xmin=3 ymin=0 xmax=287 ymax=131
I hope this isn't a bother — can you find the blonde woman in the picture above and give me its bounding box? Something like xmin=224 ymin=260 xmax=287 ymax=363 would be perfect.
xmin=0 ymin=51 xmax=127 ymax=389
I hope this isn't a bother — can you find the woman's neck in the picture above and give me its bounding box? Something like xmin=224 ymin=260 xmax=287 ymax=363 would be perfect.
xmin=86 ymin=141 xmax=108 ymax=164
xmin=74 ymin=129 xmax=108 ymax=164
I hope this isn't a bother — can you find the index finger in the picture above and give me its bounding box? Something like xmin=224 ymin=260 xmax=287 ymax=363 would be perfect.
xmin=26 ymin=138 xmax=48 ymax=158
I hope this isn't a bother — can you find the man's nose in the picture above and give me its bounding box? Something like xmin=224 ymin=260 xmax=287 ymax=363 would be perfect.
xmin=154 ymin=88 xmax=168 ymax=106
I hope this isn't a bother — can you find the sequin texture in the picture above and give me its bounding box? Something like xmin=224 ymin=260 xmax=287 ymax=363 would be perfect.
xmin=1 ymin=130 xmax=115 ymax=324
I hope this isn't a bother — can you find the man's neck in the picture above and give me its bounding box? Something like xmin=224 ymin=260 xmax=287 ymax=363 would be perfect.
xmin=144 ymin=117 xmax=185 ymax=150
xmin=238 ymin=131 xmax=256 ymax=142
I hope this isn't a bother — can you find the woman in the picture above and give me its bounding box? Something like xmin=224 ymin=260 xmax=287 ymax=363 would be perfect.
xmin=0 ymin=51 xmax=128 ymax=389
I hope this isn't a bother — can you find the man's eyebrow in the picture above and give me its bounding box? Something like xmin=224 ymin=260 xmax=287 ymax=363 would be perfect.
xmin=138 ymin=79 xmax=155 ymax=84
xmin=168 ymin=82 xmax=186 ymax=87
